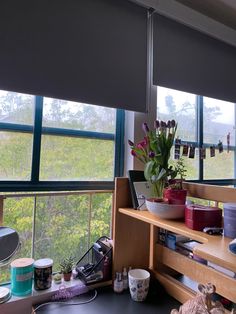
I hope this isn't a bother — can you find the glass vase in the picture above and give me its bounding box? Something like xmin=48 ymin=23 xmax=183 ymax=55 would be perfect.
xmin=150 ymin=180 xmax=165 ymax=199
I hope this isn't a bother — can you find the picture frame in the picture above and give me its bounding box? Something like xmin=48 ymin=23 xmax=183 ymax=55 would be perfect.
xmin=128 ymin=170 xmax=153 ymax=210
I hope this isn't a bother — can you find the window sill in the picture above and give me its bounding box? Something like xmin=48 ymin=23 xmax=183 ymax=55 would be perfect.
xmin=0 ymin=278 xmax=111 ymax=314
xmin=3 ymin=278 xmax=85 ymax=305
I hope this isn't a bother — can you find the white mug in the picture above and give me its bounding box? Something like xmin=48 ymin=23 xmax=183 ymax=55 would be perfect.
xmin=128 ymin=269 xmax=150 ymax=302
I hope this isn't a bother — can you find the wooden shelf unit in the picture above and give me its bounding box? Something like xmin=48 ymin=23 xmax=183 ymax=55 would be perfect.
xmin=112 ymin=178 xmax=236 ymax=305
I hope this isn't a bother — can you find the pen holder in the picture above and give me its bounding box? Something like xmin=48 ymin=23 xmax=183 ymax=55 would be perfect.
xmin=75 ymin=236 xmax=112 ymax=284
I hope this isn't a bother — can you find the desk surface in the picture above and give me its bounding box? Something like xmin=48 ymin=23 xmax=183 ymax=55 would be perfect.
xmin=34 ymin=284 xmax=181 ymax=314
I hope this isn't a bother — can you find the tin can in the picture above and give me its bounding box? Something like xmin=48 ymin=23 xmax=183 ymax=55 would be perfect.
xmin=11 ymin=258 xmax=34 ymax=296
xmin=223 ymin=203 xmax=236 ymax=238
xmin=34 ymin=258 xmax=53 ymax=290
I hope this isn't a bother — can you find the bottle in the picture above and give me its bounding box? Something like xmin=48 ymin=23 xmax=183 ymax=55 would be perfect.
xmin=122 ymin=267 xmax=128 ymax=290
xmin=128 ymin=266 xmax=132 ymax=288
xmin=103 ymin=256 xmax=110 ymax=281
xmin=113 ymin=272 xmax=123 ymax=293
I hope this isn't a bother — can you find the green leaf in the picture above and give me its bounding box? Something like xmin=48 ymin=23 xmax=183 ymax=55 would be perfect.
xmin=153 ymin=168 xmax=166 ymax=181
xmin=144 ymin=160 xmax=155 ymax=181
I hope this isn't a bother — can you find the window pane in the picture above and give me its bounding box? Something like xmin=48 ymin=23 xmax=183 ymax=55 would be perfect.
xmin=40 ymin=135 xmax=114 ymax=181
xmin=34 ymin=195 xmax=90 ymax=270
xmin=157 ymin=86 xmax=197 ymax=141
xmin=203 ymin=97 xmax=235 ymax=145
xmin=181 ymin=155 xmax=199 ymax=180
xmin=34 ymin=193 xmax=112 ymax=271
xmin=0 ymin=132 xmax=33 ymax=180
xmin=90 ymin=193 xmax=112 ymax=245
xmin=204 ymin=149 xmax=234 ymax=179
xmin=0 ymin=91 xmax=34 ymax=125
xmin=0 ymin=197 xmax=33 ymax=284
xmin=170 ymin=148 xmax=199 ymax=180
xmin=42 ymin=98 xmax=116 ymax=133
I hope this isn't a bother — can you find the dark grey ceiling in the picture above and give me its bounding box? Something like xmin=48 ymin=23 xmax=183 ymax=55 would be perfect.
xmin=175 ymin=0 xmax=236 ymax=30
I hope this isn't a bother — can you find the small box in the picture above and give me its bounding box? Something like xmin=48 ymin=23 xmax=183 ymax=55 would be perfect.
xmin=166 ymin=232 xmax=189 ymax=250
xmin=185 ymin=205 xmax=222 ymax=231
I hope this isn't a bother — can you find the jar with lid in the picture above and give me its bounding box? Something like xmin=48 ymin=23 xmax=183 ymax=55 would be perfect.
xmin=11 ymin=258 xmax=34 ymax=296
xmin=34 ymin=258 xmax=53 ymax=290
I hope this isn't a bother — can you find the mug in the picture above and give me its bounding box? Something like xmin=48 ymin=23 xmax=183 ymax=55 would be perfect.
xmin=128 ymin=269 xmax=150 ymax=302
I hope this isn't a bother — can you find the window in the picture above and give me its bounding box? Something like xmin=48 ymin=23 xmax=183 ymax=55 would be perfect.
xmin=39 ymin=98 xmax=116 ymax=181
xmin=42 ymin=98 xmax=116 ymax=133
xmin=157 ymin=86 xmax=236 ymax=184
xmin=0 ymin=90 xmax=124 ymax=189
xmin=157 ymin=87 xmax=197 ymax=142
xmin=0 ymin=89 xmax=124 ymax=284
xmin=0 ymin=132 xmax=33 ymax=180
xmin=1 ymin=191 xmax=112 ymax=284
xmin=0 ymin=91 xmax=34 ymax=125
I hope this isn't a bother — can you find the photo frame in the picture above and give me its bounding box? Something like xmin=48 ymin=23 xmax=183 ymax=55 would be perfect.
xmin=128 ymin=170 xmax=153 ymax=210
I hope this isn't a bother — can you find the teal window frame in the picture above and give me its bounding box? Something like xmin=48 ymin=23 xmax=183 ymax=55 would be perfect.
xmin=191 ymin=95 xmax=236 ymax=186
xmin=0 ymin=95 xmax=124 ymax=191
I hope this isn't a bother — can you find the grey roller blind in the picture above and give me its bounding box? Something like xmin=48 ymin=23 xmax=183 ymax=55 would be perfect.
xmin=0 ymin=0 xmax=147 ymax=112
xmin=153 ymin=13 xmax=236 ymax=103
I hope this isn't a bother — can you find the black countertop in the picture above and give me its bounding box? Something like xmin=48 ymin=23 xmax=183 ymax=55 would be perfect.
xmin=34 ymin=282 xmax=181 ymax=314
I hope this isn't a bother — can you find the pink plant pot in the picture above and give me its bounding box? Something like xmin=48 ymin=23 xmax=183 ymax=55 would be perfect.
xmin=163 ymin=188 xmax=187 ymax=205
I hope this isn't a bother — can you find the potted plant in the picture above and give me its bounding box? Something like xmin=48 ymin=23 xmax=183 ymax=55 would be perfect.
xmin=53 ymin=273 xmax=62 ymax=284
xmin=128 ymin=120 xmax=177 ymax=200
xmin=59 ymin=256 xmax=75 ymax=281
xmin=163 ymin=158 xmax=187 ymax=205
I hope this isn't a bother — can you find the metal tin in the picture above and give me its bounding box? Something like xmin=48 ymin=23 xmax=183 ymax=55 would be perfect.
xmin=185 ymin=205 xmax=222 ymax=231
xmin=0 ymin=287 xmax=11 ymax=303
xmin=11 ymin=258 xmax=34 ymax=296
xmin=34 ymin=258 xmax=53 ymax=290
xmin=223 ymin=203 xmax=236 ymax=238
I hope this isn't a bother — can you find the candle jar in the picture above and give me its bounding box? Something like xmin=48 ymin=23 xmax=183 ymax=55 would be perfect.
xmin=34 ymin=258 xmax=53 ymax=290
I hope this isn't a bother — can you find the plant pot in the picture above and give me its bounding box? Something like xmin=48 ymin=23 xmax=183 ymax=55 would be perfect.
xmin=163 ymin=188 xmax=187 ymax=205
xmin=53 ymin=273 xmax=62 ymax=284
xmin=63 ymin=272 xmax=72 ymax=281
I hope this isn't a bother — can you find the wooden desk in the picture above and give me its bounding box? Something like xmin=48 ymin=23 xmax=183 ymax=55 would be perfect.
xmin=112 ymin=178 xmax=236 ymax=307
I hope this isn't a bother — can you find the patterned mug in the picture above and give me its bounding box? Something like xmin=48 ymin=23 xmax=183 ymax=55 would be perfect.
xmin=128 ymin=269 xmax=150 ymax=302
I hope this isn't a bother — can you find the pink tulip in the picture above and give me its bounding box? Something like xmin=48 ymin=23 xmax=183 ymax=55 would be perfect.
xmin=137 ymin=139 xmax=147 ymax=149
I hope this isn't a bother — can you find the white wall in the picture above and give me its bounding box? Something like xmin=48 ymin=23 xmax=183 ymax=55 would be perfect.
xmin=123 ymin=87 xmax=157 ymax=175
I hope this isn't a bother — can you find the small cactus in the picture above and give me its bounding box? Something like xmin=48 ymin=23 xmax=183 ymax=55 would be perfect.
xmin=59 ymin=256 xmax=75 ymax=274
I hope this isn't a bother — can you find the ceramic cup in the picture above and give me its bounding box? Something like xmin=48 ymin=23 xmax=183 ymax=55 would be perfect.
xmin=128 ymin=269 xmax=150 ymax=302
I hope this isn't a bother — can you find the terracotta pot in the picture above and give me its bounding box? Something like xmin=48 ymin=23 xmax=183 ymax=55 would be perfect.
xmin=63 ymin=272 xmax=72 ymax=281
xmin=163 ymin=188 xmax=187 ymax=205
